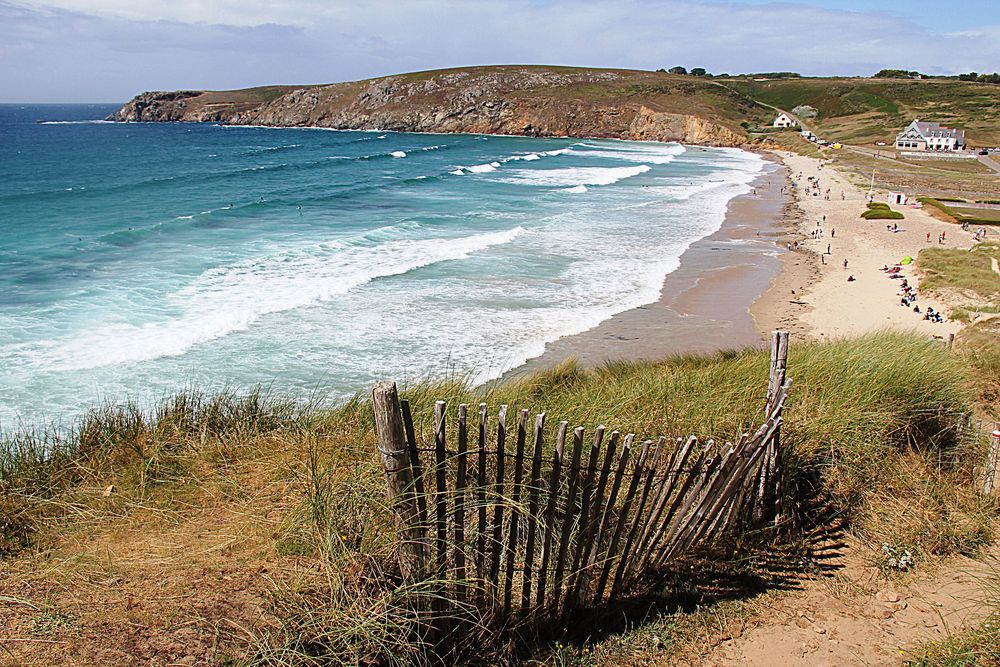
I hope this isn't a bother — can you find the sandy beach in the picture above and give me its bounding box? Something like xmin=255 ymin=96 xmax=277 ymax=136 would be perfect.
xmin=757 ymin=151 xmax=978 ymax=343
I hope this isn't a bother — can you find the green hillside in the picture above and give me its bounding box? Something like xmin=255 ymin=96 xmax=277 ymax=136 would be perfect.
xmin=725 ymin=77 xmax=1000 ymax=146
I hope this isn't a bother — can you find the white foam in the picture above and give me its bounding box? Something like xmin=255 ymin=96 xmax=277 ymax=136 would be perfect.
xmin=500 ymin=164 xmax=651 ymax=187
xmin=32 ymin=226 xmax=527 ymax=371
xmin=564 ymin=185 xmax=588 ymax=193
xmin=467 ymin=163 xmax=499 ymax=173
xmin=390 ymin=151 xmax=407 ymax=158
xmin=39 ymin=120 xmax=113 ymax=125
xmin=450 ymin=169 xmax=466 ymax=176
xmin=569 ymin=142 xmax=686 ymax=164
xmin=505 ymin=152 xmax=542 ymax=161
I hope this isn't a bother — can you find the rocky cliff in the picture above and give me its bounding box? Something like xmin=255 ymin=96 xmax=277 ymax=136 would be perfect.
xmin=110 ymin=66 xmax=765 ymax=146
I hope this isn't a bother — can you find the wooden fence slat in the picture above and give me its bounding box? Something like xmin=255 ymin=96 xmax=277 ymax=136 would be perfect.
xmin=609 ymin=438 xmax=665 ymax=600
xmin=676 ymin=446 xmax=766 ymax=556
xmin=566 ymin=425 xmax=605 ymax=609
xmin=610 ymin=439 xmax=663 ymax=601
xmin=593 ymin=434 xmax=644 ymax=604
xmin=572 ymin=427 xmax=613 ymax=606
xmin=372 ymin=383 xmax=426 ymax=581
xmin=586 ymin=433 xmax=629 ymax=605
xmin=454 ymin=404 xmax=469 ymax=595
xmin=552 ymin=426 xmax=585 ymax=612
xmin=663 ymin=440 xmax=750 ymax=560
xmin=636 ymin=436 xmax=693 ymax=574
xmin=666 ymin=419 xmax=780 ymax=560
xmin=488 ymin=405 xmax=509 ymax=587
xmin=502 ymin=409 xmax=530 ymax=616
xmin=399 ymin=400 xmax=428 ymax=536
xmin=475 ymin=404 xmax=488 ymax=582
xmin=434 ymin=401 xmax=448 ymax=582
xmin=521 ymin=413 xmax=546 ymax=611
xmin=701 ymin=443 xmax=739 ymax=540
xmin=536 ymin=421 xmax=568 ymax=608
xmin=651 ymin=441 xmax=708 ymax=569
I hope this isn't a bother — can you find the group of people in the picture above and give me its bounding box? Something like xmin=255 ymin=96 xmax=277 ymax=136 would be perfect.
xmin=926 ymin=230 xmax=948 ymax=243
xmin=883 ymin=269 xmax=946 ymax=323
xmin=970 ymin=225 xmax=989 ymax=241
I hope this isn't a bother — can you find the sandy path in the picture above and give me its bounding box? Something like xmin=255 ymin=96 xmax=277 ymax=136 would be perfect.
xmin=761 ymin=152 xmax=979 ymax=342
xmin=710 ymin=544 xmax=999 ymax=666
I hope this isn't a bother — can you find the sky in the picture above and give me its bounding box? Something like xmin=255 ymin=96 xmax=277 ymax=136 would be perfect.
xmin=2 ymin=0 xmax=998 ymax=103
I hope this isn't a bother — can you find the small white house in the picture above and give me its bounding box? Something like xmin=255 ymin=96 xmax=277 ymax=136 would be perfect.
xmin=773 ymin=113 xmax=798 ymax=128
xmin=888 ymin=191 xmax=908 ymax=206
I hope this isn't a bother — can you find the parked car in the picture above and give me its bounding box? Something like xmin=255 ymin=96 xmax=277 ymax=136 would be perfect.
xmin=980 ymin=149 xmax=990 ymax=155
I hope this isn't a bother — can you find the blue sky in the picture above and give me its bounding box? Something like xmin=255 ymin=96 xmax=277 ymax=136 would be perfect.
xmin=2 ymin=0 xmax=998 ymax=102
xmin=730 ymin=0 xmax=989 ymax=30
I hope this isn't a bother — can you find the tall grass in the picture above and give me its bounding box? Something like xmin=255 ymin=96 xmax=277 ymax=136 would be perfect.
xmin=1 ymin=387 xmax=306 ymax=555
xmin=918 ymin=242 xmax=1000 ymax=305
xmin=1 ymin=332 xmax=994 ymax=664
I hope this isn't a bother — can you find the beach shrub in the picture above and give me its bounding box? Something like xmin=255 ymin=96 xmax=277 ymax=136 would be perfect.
xmin=861 ymin=208 xmax=904 ymax=219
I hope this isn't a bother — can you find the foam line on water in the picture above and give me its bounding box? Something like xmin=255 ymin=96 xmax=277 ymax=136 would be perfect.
xmin=498 ymin=164 xmax=651 ymax=187
xmin=29 ymin=226 xmax=527 ymax=371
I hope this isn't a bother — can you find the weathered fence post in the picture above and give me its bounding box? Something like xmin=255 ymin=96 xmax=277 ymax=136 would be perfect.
xmin=372 ymin=382 xmax=426 ymax=581
xmin=757 ymin=330 xmax=789 ymax=524
xmin=983 ymin=422 xmax=1000 ymax=496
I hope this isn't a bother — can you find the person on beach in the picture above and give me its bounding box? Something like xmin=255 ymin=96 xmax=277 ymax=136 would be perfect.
xmin=827 ymin=243 xmax=831 ymax=254
xmin=843 ymin=259 xmax=849 ymax=269
xmin=831 ymin=229 xmax=835 ymax=238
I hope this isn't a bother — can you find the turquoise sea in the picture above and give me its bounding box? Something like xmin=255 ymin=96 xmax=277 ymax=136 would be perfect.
xmin=0 ymin=104 xmax=765 ymax=427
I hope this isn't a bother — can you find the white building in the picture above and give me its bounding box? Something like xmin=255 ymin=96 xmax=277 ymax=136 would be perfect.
xmin=895 ymin=119 xmax=966 ymax=152
xmin=773 ymin=113 xmax=797 ymax=128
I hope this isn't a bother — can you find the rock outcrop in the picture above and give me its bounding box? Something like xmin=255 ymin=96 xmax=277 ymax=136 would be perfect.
xmin=109 ymin=66 xmax=761 ymax=147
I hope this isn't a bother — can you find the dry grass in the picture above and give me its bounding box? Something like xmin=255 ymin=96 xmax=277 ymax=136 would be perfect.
xmin=918 ymin=242 xmax=1000 ymax=310
xmin=1 ymin=333 xmax=996 ymax=665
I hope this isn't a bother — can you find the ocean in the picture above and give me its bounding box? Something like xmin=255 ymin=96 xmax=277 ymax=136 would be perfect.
xmin=0 ymin=104 xmax=765 ymax=427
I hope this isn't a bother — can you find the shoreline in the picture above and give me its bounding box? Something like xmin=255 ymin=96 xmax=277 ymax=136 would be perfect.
xmin=502 ymin=156 xmax=788 ymax=379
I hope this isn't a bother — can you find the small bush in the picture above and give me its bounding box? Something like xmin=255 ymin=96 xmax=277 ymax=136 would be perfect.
xmin=862 ymin=208 xmax=904 ymax=220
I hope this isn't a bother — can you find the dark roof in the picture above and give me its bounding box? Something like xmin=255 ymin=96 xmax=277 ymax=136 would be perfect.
xmin=912 ymin=120 xmax=965 ymax=140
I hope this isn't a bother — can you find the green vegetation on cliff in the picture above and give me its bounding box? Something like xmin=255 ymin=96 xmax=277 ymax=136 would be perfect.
xmin=110 ymin=65 xmax=1000 ymax=150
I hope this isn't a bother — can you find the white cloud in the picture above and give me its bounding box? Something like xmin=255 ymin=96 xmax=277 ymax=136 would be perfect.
xmin=3 ymin=0 xmax=999 ymax=102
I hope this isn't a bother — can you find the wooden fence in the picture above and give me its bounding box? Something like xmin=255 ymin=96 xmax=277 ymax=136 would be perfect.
xmin=372 ymin=331 xmax=792 ymax=622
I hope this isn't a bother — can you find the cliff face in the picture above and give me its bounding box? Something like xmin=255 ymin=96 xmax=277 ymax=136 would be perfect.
xmin=109 ymin=66 xmax=759 ymax=147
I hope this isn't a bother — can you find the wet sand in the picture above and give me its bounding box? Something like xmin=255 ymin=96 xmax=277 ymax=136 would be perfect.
xmin=505 ymin=158 xmax=788 ymax=377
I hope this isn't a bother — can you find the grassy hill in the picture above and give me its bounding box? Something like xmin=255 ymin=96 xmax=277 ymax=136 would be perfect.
xmin=112 ymin=67 xmax=1000 ymax=151
xmin=725 ymin=77 xmax=1000 ymax=146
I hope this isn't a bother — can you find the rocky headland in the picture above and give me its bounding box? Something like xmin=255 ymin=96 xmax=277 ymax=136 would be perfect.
xmin=109 ymin=66 xmax=760 ymax=146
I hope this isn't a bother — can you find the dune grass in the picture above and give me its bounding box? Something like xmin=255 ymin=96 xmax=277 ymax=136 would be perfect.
xmin=1 ymin=333 xmax=996 ymax=665
xmin=918 ymin=242 xmax=1000 ymax=306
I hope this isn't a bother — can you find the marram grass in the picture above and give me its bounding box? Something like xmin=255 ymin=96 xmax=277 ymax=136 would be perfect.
xmin=1 ymin=332 xmax=995 ymax=664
